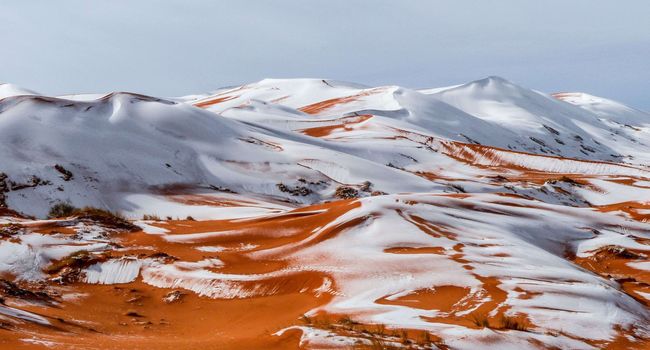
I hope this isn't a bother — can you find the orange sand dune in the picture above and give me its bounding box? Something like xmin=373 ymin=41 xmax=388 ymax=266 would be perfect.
xmin=2 ymin=193 xmax=650 ymax=349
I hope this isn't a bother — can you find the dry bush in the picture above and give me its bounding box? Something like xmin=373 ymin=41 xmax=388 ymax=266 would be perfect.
xmin=44 ymin=250 xmax=108 ymax=284
xmin=48 ymin=203 xmax=138 ymax=231
xmin=0 ymin=279 xmax=52 ymax=303
xmin=48 ymin=202 xmax=76 ymax=218
xmin=363 ymin=338 xmax=402 ymax=350
xmin=339 ymin=315 xmax=360 ymax=330
xmin=300 ymin=314 xmax=313 ymax=325
xmin=54 ymin=164 xmax=73 ymax=181
xmin=399 ymin=330 xmax=410 ymax=345
xmin=43 ymin=250 xmax=103 ymax=275
xmin=335 ymin=186 xmax=359 ymax=199
xmin=72 ymin=207 xmax=138 ymax=231
xmin=0 ymin=224 xmax=24 ymax=237
xmin=498 ymin=315 xmax=529 ymax=332
xmin=469 ymin=312 xmax=529 ymax=332
xmin=277 ymin=183 xmax=312 ymax=196
xmin=469 ymin=312 xmax=490 ymax=328
xmin=592 ymin=245 xmax=641 ymax=260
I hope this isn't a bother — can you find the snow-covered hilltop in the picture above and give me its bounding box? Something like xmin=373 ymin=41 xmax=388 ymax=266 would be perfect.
xmin=1 ymin=77 xmax=650 ymax=349
xmin=2 ymin=76 xmax=650 ymax=218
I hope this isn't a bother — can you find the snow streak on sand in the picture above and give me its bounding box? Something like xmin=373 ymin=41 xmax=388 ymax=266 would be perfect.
xmin=84 ymin=258 xmax=143 ymax=284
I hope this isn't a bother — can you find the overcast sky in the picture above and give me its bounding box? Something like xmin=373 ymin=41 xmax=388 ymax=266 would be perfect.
xmin=1 ymin=1 xmax=648 ymax=109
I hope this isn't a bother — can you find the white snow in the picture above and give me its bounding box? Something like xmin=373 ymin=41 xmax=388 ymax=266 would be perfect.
xmin=83 ymin=258 xmax=143 ymax=284
xmin=0 ymin=305 xmax=50 ymax=325
xmin=0 ymin=232 xmax=109 ymax=281
xmin=629 ymin=261 xmax=650 ymax=271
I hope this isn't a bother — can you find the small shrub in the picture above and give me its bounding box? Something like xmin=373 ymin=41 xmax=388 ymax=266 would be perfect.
xmin=300 ymin=314 xmax=312 ymax=325
xmin=54 ymin=164 xmax=73 ymax=181
xmin=142 ymin=214 xmax=161 ymax=221
xmin=0 ymin=279 xmax=51 ymax=302
xmin=48 ymin=204 xmax=138 ymax=231
xmin=450 ymin=184 xmax=466 ymax=193
xmin=0 ymin=224 xmax=24 ymax=237
xmin=185 ymin=216 xmax=195 ymax=221
xmin=418 ymin=331 xmax=431 ymax=345
xmin=48 ymin=202 xmax=77 ymax=218
xmin=498 ymin=314 xmax=529 ymax=331
xmin=469 ymin=313 xmax=529 ymax=332
xmin=399 ymin=330 xmax=411 ymax=345
xmin=277 ymin=183 xmax=312 ymax=196
xmin=147 ymin=251 xmax=178 ymax=262
xmin=334 ymin=186 xmax=359 ymax=199
xmin=339 ymin=315 xmax=358 ymax=330
xmin=163 ymin=290 xmax=185 ymax=304
xmin=469 ymin=313 xmax=489 ymax=328
xmin=0 ymin=173 xmax=8 ymax=208
xmin=366 ymin=337 xmax=402 ymax=350
xmin=9 ymin=175 xmax=50 ymax=190
xmin=74 ymin=207 xmax=138 ymax=231
xmin=44 ymin=250 xmax=103 ymax=275
xmin=591 ymin=245 xmax=640 ymax=260
xmin=549 ymin=175 xmax=583 ymax=187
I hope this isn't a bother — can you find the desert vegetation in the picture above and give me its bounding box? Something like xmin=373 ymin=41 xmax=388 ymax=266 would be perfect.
xmin=299 ymin=314 xmax=445 ymax=349
xmin=48 ymin=203 xmax=138 ymax=231
xmin=469 ymin=312 xmax=529 ymax=332
xmin=335 ymin=186 xmax=359 ymax=199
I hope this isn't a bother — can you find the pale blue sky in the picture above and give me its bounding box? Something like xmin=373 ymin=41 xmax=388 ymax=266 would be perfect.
xmin=1 ymin=1 xmax=648 ymax=109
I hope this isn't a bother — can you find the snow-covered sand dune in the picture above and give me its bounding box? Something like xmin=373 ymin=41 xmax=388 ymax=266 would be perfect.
xmin=1 ymin=77 xmax=650 ymax=349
